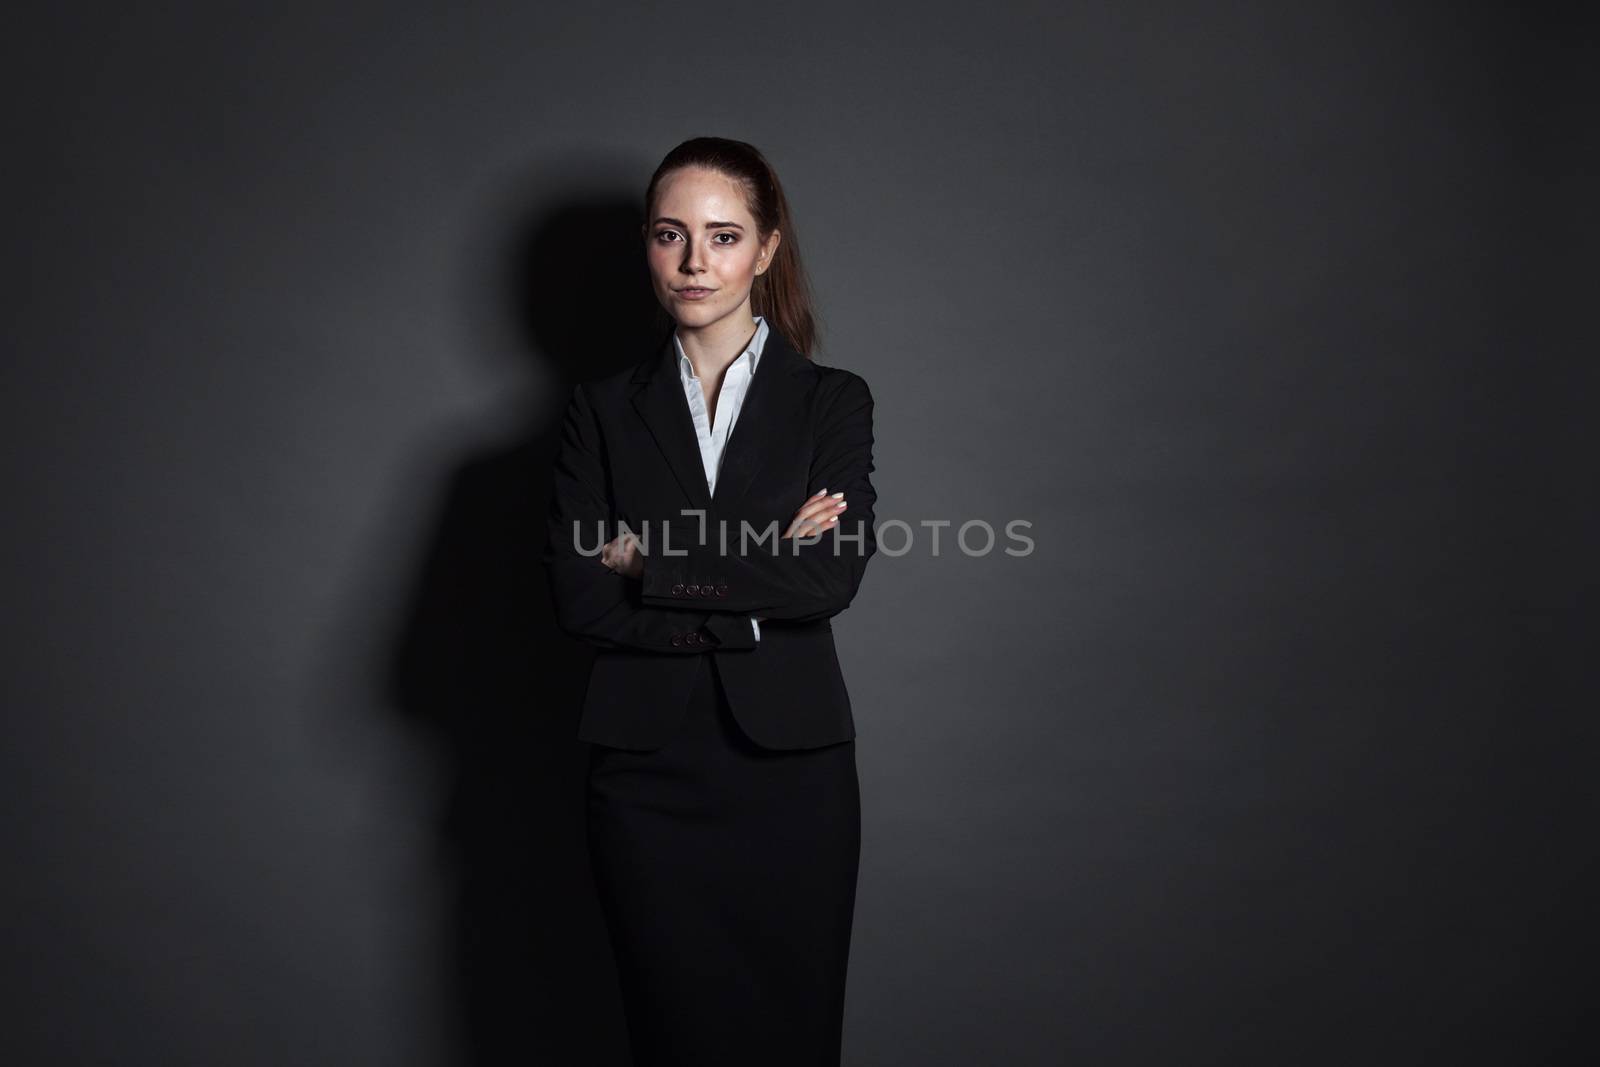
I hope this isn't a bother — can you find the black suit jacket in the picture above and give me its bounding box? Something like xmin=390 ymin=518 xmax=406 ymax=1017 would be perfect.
xmin=543 ymin=325 xmax=878 ymax=751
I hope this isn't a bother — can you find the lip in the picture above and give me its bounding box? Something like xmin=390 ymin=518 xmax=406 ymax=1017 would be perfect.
xmin=674 ymin=286 xmax=716 ymax=300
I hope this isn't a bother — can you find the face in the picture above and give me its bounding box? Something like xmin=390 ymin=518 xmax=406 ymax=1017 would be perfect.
xmin=643 ymin=166 xmax=781 ymax=330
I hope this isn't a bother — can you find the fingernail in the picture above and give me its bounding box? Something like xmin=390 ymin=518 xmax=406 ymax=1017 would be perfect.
xmin=830 ymin=491 xmax=845 ymax=498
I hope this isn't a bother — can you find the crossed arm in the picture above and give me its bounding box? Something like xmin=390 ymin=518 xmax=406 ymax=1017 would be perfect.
xmin=543 ymin=373 xmax=878 ymax=653
xmin=637 ymin=373 xmax=877 ymax=622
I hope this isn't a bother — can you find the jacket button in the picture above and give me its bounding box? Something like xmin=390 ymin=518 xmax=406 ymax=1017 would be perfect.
xmin=670 ymin=633 xmax=684 ymax=646
xmin=670 ymin=583 xmax=684 ymax=596
xmin=700 ymin=585 xmax=715 ymax=597
xmin=686 ymin=583 xmax=700 ymax=596
xmin=716 ymin=584 xmax=729 ymax=597
xmin=685 ymin=632 xmax=700 ymax=645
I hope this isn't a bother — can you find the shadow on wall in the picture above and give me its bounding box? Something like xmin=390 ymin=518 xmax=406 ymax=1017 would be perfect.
xmin=384 ymin=190 xmax=665 ymax=1064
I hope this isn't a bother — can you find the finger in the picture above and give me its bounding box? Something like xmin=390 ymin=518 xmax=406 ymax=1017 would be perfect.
xmin=790 ymin=500 xmax=847 ymax=533
xmin=791 ymin=489 xmax=830 ymax=515
xmin=785 ymin=508 xmax=829 ymax=537
xmin=784 ymin=513 xmax=840 ymax=539
xmin=792 ymin=492 xmax=847 ymax=523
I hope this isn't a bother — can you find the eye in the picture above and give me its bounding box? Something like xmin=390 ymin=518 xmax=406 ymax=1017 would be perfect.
xmin=655 ymin=230 xmax=681 ymax=243
xmin=713 ymin=232 xmax=738 ymax=245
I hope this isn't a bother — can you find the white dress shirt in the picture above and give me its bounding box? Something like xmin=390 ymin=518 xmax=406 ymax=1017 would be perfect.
xmin=675 ymin=315 xmax=770 ymax=642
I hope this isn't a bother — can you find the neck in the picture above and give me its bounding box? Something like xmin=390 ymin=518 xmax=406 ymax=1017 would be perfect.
xmin=676 ymin=308 xmax=760 ymax=381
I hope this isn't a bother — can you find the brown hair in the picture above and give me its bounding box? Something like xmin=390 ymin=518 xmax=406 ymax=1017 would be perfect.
xmin=644 ymin=137 xmax=820 ymax=358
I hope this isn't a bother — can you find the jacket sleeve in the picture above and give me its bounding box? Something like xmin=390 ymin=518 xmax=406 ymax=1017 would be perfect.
xmin=638 ymin=370 xmax=877 ymax=622
xmin=543 ymin=383 xmax=759 ymax=653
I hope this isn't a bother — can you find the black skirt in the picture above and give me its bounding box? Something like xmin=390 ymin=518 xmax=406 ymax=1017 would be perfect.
xmin=586 ymin=653 xmax=861 ymax=1066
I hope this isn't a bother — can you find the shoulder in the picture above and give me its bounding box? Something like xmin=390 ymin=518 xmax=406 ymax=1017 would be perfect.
xmin=796 ymin=361 xmax=873 ymax=439
xmin=805 ymin=360 xmax=873 ymax=412
xmin=566 ymin=359 xmax=644 ymax=411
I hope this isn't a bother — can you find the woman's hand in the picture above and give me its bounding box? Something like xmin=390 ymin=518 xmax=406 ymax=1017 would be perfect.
xmin=782 ymin=489 xmax=848 ymax=539
xmin=600 ymin=531 xmax=644 ymax=579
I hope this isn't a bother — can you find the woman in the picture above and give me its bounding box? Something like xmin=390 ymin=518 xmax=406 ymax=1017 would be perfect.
xmin=542 ymin=136 xmax=879 ymax=1065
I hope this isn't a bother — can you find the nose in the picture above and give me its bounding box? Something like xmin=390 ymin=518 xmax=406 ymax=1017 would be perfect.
xmin=679 ymin=240 xmax=705 ymax=275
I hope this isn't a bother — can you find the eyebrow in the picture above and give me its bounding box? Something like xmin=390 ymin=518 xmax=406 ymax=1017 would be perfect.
xmin=653 ymin=216 xmax=745 ymax=230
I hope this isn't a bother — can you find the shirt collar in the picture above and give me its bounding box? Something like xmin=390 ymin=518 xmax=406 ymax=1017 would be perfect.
xmin=675 ymin=315 xmax=769 ymax=383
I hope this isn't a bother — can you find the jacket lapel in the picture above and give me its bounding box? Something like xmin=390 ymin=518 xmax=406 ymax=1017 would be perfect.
xmin=630 ymin=331 xmax=713 ymax=514
xmin=713 ymin=326 xmax=811 ymax=508
xmin=628 ymin=324 xmax=813 ymax=515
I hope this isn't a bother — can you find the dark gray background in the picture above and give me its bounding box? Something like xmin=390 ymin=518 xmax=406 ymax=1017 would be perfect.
xmin=2 ymin=3 xmax=1589 ymax=1065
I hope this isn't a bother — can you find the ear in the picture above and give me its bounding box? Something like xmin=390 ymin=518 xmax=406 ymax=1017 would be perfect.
xmin=757 ymin=229 xmax=782 ymax=274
